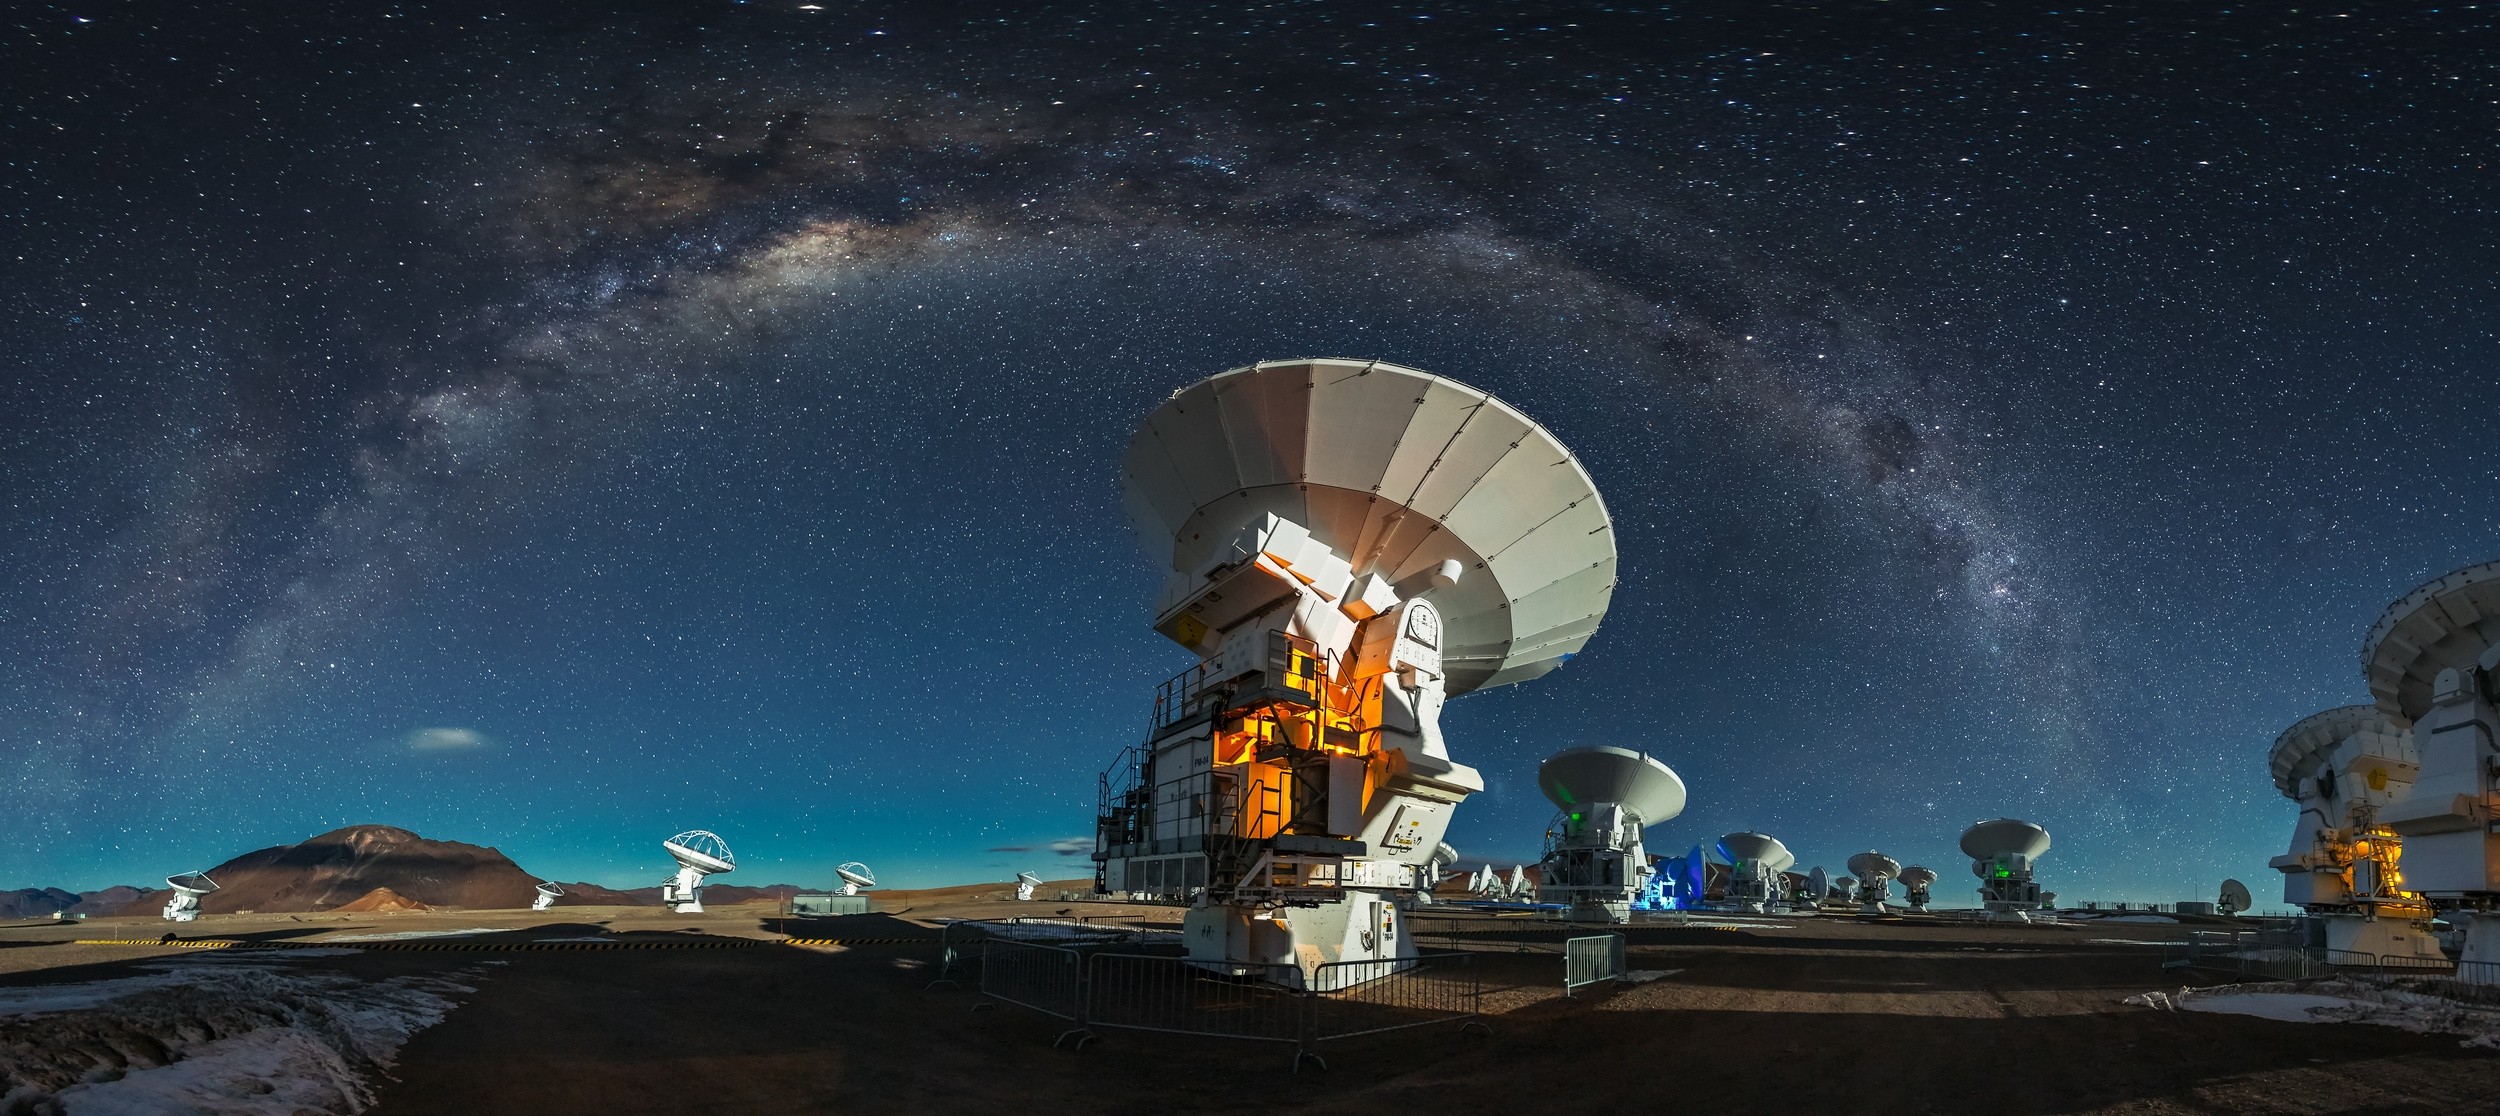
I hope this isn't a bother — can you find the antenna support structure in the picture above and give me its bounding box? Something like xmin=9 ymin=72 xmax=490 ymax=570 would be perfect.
xmin=1094 ymin=359 xmax=1617 ymax=991
xmin=1533 ymin=746 xmax=1687 ymax=923
xmin=1961 ymin=819 xmax=2053 ymax=923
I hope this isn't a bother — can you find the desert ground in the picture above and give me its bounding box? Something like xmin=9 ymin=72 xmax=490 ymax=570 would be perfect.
xmin=4 ymin=886 xmax=2498 ymax=1115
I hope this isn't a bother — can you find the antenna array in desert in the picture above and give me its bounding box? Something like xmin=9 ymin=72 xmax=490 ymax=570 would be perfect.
xmin=1534 ymin=746 xmax=1687 ymax=923
xmin=1846 ymin=851 xmax=1901 ymax=915
xmin=532 ymin=880 xmax=563 ymax=912
xmin=1715 ymin=832 xmax=1794 ymax=914
xmin=1961 ymin=819 xmax=2052 ymax=922
xmin=659 ymin=830 xmax=733 ymax=914
xmin=1092 ymin=358 xmax=1616 ymax=988
xmin=161 ymin=871 xmax=218 ymax=923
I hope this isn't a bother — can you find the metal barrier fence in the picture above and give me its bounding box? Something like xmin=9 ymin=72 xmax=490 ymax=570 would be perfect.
xmin=2160 ymin=936 xmax=2500 ymax=1009
xmin=1564 ymin=933 xmax=1626 ymax=996
xmin=957 ymin=942 xmax=1486 ymax=1068
xmin=1308 ymin=955 xmax=1488 ymax=1043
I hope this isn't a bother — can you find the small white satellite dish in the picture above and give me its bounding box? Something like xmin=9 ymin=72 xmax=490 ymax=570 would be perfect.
xmin=1898 ymin=865 xmax=1939 ymax=912
xmin=532 ymin=881 xmax=564 ymax=912
xmin=1015 ymin=871 xmax=1043 ymax=902
xmin=660 ymin=830 xmax=734 ymax=914
xmin=835 ymin=861 xmax=876 ymax=897
xmin=1802 ymin=866 xmax=1830 ymax=913
xmin=161 ymin=871 xmax=218 ymax=923
xmin=2218 ymin=878 xmax=2253 ymax=917
xmin=1505 ymin=864 xmax=1530 ymax=900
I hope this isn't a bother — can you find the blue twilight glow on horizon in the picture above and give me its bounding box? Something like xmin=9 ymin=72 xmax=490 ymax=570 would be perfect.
xmin=2 ymin=3 xmax=2493 ymax=905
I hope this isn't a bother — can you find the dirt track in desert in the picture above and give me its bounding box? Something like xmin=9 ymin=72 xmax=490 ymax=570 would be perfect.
xmin=6 ymin=892 xmax=2499 ymax=1115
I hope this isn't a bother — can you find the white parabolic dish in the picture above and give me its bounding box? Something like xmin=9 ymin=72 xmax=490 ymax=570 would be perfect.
xmin=1015 ymin=871 xmax=1043 ymax=886
xmin=2220 ymin=878 xmax=2253 ymax=908
xmin=166 ymin=872 xmax=218 ymax=897
xmin=1717 ymin=832 xmax=1794 ymax=872
xmin=2269 ymin=705 xmax=2406 ymax=799
xmin=836 ymin=862 xmax=876 ymax=890
xmin=1959 ymin=818 xmax=2052 ymax=861
xmin=535 ymin=881 xmax=564 ymax=898
xmin=2361 ymin=559 xmax=2500 ymax=725
xmin=1898 ymin=865 xmax=1938 ymax=888
xmin=1122 ymin=358 xmax=1616 ymax=695
xmin=664 ymin=830 xmax=734 ymax=874
xmin=1846 ymin=851 xmax=1901 ymax=882
xmin=1536 ymin=746 xmax=1687 ymax=825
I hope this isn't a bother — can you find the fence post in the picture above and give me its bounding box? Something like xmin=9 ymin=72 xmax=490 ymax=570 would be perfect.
xmin=1294 ymin=978 xmax=1327 ymax=1072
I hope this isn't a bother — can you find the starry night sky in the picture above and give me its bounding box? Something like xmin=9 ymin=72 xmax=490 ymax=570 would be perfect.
xmin=5 ymin=1 xmax=2494 ymax=902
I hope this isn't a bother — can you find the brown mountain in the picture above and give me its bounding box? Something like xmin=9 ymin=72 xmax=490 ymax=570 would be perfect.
xmin=190 ymin=825 xmax=542 ymax=913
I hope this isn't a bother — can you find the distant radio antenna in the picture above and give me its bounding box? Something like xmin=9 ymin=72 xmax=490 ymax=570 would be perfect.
xmin=1532 ymin=746 xmax=1687 ymax=923
xmin=2218 ymin=878 xmax=2252 ymax=916
xmin=660 ymin=830 xmax=734 ymax=914
xmin=1015 ymin=871 xmax=1042 ymax=902
xmin=835 ymin=862 xmax=876 ymax=897
xmin=1897 ymin=865 xmax=1939 ymax=913
xmin=1846 ymin=851 xmax=1901 ymax=915
xmin=1716 ymin=833 xmax=1795 ymax=914
xmin=532 ymin=881 xmax=563 ymax=912
xmin=1961 ymin=819 xmax=2052 ymax=923
xmin=161 ymin=871 xmax=218 ymax=923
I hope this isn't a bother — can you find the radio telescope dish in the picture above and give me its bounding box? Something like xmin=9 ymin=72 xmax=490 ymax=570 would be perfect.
xmin=1123 ymin=358 xmax=1616 ymax=695
xmin=2219 ymin=878 xmax=2253 ymax=916
xmin=1015 ymin=871 xmax=1043 ymax=902
xmin=1898 ymin=865 xmax=1939 ymax=913
xmin=1716 ymin=832 xmax=1793 ymax=913
xmin=1847 ymin=851 xmax=1901 ymax=914
xmin=660 ymin=830 xmax=734 ymax=914
xmin=2361 ymin=559 xmax=2500 ymax=726
xmin=1963 ymin=819 xmax=2052 ymax=922
xmin=1961 ymin=819 xmax=2052 ymax=863
xmin=161 ymin=871 xmax=218 ymax=923
xmin=1802 ymin=866 xmax=1830 ymax=914
xmin=1537 ymin=747 xmax=1687 ymax=825
xmin=1535 ymin=747 xmax=1685 ymax=923
xmin=1716 ymin=832 xmax=1795 ymax=873
xmin=2269 ymin=705 xmax=2404 ymax=800
xmin=835 ymin=862 xmax=876 ymax=897
xmin=532 ymin=881 xmax=563 ymax=912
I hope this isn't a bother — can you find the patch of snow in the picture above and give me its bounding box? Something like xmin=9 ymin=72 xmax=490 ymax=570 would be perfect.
xmin=2165 ymin=978 xmax=2500 ymax=1048
xmin=0 ymin=959 xmax=476 ymax=1114
xmin=2183 ymin=991 xmax=2356 ymax=1023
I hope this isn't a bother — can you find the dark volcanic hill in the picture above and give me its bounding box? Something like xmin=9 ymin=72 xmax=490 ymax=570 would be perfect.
xmin=194 ymin=825 xmax=541 ymax=912
xmin=0 ymin=888 xmax=81 ymax=919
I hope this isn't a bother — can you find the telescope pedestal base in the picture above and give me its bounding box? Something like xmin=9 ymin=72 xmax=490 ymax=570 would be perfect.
xmin=1183 ymin=891 xmax=1414 ymax=992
